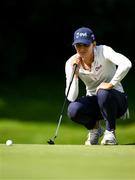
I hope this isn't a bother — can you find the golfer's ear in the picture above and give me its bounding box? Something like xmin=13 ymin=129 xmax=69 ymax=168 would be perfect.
xmin=93 ymin=41 xmax=96 ymax=47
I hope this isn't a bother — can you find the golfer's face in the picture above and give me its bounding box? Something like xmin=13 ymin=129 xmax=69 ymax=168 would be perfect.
xmin=74 ymin=43 xmax=94 ymax=59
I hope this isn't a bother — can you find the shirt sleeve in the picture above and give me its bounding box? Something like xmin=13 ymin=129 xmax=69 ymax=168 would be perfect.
xmin=65 ymin=59 xmax=79 ymax=102
xmin=103 ymin=46 xmax=132 ymax=86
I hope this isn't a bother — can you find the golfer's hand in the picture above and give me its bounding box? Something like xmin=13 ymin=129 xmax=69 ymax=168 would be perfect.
xmin=96 ymin=82 xmax=114 ymax=93
xmin=71 ymin=54 xmax=82 ymax=78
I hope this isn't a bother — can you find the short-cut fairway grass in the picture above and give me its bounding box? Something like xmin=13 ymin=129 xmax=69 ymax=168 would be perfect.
xmin=0 ymin=144 xmax=135 ymax=180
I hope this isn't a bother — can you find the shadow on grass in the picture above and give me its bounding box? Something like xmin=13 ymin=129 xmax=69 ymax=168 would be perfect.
xmin=123 ymin=143 xmax=135 ymax=145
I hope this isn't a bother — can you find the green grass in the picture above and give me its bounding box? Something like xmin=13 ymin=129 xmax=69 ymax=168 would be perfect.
xmin=0 ymin=119 xmax=135 ymax=145
xmin=0 ymin=144 xmax=135 ymax=180
xmin=0 ymin=77 xmax=135 ymax=179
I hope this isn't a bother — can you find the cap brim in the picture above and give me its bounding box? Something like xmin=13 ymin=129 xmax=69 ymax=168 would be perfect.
xmin=72 ymin=39 xmax=92 ymax=46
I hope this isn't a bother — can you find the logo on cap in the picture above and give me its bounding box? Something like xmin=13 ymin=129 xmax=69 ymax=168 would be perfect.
xmin=76 ymin=32 xmax=88 ymax=39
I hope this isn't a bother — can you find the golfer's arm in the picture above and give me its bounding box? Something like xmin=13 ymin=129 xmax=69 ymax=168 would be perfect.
xmin=110 ymin=59 xmax=132 ymax=86
xmin=65 ymin=62 xmax=79 ymax=101
xmin=104 ymin=46 xmax=132 ymax=86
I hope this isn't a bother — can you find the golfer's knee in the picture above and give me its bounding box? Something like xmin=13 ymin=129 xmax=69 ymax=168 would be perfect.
xmin=97 ymin=89 xmax=110 ymax=106
xmin=67 ymin=102 xmax=83 ymax=121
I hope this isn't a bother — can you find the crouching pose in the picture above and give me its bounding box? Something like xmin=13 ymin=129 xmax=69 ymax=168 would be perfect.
xmin=65 ymin=27 xmax=132 ymax=145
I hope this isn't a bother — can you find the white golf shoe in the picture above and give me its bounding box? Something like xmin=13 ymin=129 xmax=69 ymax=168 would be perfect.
xmin=101 ymin=130 xmax=117 ymax=145
xmin=85 ymin=126 xmax=104 ymax=145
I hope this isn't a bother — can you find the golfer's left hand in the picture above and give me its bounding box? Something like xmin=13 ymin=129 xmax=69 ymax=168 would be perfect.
xmin=96 ymin=82 xmax=114 ymax=93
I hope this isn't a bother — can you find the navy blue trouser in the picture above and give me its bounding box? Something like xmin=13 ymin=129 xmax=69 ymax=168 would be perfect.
xmin=67 ymin=89 xmax=128 ymax=130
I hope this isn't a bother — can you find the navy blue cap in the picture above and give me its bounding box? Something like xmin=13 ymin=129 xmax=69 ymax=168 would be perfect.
xmin=72 ymin=27 xmax=95 ymax=45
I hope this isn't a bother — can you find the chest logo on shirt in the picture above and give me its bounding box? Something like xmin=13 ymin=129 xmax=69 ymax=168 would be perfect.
xmin=95 ymin=64 xmax=102 ymax=71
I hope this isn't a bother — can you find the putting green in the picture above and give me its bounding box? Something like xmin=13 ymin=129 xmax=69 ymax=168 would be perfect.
xmin=0 ymin=144 xmax=135 ymax=180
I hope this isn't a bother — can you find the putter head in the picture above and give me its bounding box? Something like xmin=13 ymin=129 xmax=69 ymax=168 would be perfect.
xmin=47 ymin=139 xmax=55 ymax=145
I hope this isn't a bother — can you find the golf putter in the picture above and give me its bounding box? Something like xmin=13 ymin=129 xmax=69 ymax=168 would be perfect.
xmin=47 ymin=64 xmax=77 ymax=145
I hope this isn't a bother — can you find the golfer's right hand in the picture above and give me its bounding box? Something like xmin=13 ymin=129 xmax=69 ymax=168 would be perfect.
xmin=71 ymin=54 xmax=82 ymax=78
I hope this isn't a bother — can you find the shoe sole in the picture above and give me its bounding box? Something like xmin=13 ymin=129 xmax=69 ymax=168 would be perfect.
xmin=101 ymin=140 xmax=118 ymax=145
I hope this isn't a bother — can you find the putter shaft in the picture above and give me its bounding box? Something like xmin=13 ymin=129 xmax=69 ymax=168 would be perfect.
xmin=47 ymin=64 xmax=77 ymax=144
